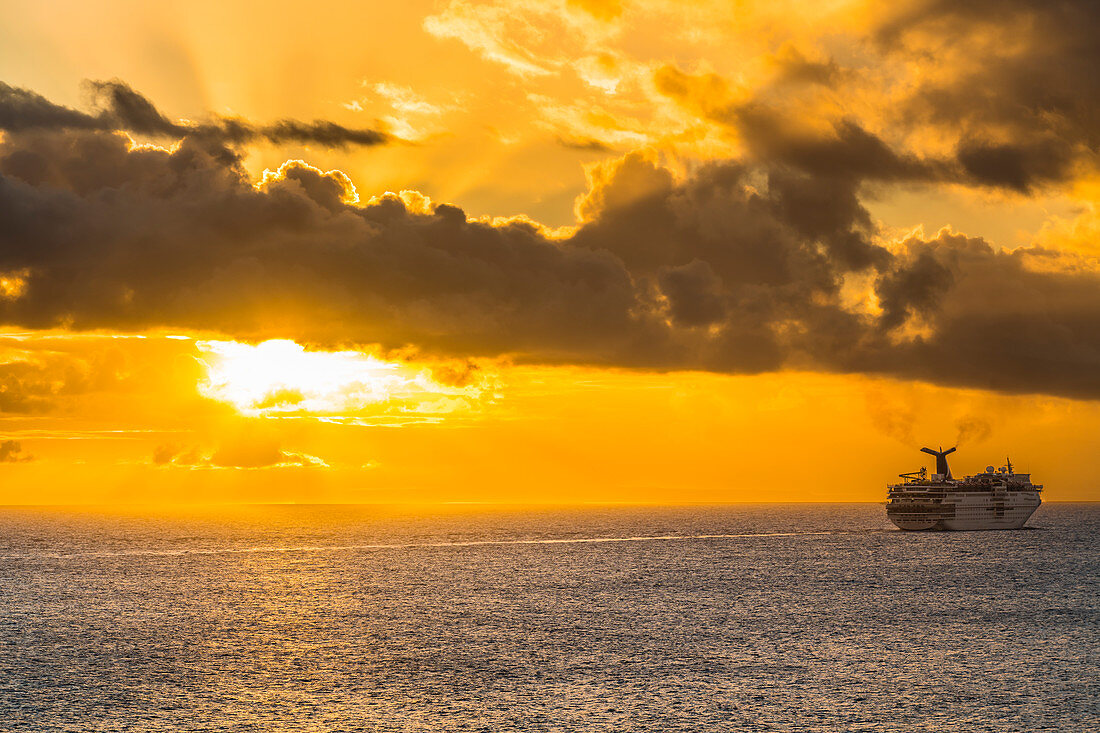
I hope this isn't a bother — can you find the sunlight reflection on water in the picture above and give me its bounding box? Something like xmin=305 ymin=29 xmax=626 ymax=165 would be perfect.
xmin=0 ymin=503 xmax=1096 ymax=731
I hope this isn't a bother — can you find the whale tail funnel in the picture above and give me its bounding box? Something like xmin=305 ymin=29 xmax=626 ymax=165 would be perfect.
xmin=920 ymin=446 xmax=957 ymax=478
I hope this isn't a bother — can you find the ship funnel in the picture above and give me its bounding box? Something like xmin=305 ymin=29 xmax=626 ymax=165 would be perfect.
xmin=920 ymin=445 xmax=956 ymax=478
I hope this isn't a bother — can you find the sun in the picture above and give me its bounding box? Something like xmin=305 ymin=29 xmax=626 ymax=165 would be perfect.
xmin=195 ymin=339 xmax=491 ymax=420
xmin=196 ymin=339 xmax=416 ymax=415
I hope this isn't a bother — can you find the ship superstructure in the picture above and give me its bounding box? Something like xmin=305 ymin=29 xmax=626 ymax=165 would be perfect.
xmin=887 ymin=447 xmax=1042 ymax=531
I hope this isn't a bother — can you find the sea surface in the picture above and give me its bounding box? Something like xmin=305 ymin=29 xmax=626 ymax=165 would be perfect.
xmin=0 ymin=503 xmax=1096 ymax=732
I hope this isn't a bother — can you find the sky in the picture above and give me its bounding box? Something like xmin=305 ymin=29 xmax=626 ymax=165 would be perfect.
xmin=0 ymin=0 xmax=1098 ymax=503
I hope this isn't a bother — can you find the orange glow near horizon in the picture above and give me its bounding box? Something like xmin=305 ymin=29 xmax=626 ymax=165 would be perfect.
xmin=1 ymin=328 xmax=1098 ymax=504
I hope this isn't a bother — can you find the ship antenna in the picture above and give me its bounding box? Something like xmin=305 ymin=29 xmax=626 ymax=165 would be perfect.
xmin=1006 ymin=456 xmax=1012 ymax=474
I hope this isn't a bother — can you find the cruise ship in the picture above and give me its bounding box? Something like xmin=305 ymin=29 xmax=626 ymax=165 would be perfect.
xmin=886 ymin=447 xmax=1042 ymax=530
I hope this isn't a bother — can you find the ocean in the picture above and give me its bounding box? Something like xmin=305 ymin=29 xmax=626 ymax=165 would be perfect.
xmin=0 ymin=503 xmax=1096 ymax=731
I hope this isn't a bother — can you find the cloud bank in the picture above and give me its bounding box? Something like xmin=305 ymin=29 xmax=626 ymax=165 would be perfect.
xmin=0 ymin=79 xmax=392 ymax=149
xmin=1 ymin=71 xmax=1098 ymax=400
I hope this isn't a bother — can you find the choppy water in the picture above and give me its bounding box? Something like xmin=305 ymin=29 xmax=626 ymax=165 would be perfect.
xmin=0 ymin=503 xmax=1096 ymax=732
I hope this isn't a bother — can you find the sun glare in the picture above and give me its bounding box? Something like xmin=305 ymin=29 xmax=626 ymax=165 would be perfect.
xmin=197 ymin=339 xmax=453 ymax=416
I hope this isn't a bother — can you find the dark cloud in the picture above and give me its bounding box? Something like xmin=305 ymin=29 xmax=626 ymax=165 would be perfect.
xmin=1 ymin=112 xmax=1099 ymax=398
xmin=955 ymin=137 xmax=1076 ymax=193
xmin=0 ymin=79 xmax=392 ymax=149
xmin=0 ymin=359 xmax=62 ymax=413
xmin=0 ymin=83 xmax=104 ymax=132
xmin=0 ymin=347 xmax=129 ymax=413
xmin=734 ymin=108 xmax=943 ymax=184
xmin=874 ymin=249 xmax=953 ymax=331
xmin=658 ymin=260 xmax=726 ymax=327
xmin=769 ymin=46 xmax=844 ymax=88
xmin=656 ymin=0 xmax=1099 ymax=193
xmin=88 ymin=79 xmax=180 ymax=136
xmin=877 ymin=0 xmax=1100 ymax=191
xmin=0 ymin=439 xmax=32 ymax=463
xmin=257 ymin=119 xmax=389 ymax=148
xmin=556 ymin=135 xmax=614 ymax=153
xmin=837 ymin=229 xmax=1100 ymax=399
xmin=428 ymin=360 xmax=483 ymax=388
xmin=0 ymin=128 xmax=639 ymax=362
xmin=654 ymin=65 xmax=950 ymax=186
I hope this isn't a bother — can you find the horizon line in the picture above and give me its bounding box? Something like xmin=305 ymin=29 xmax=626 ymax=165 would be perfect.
xmin=1 ymin=500 xmax=1096 ymax=509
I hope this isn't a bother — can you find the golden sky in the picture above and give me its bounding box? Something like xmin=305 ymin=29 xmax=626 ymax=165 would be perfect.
xmin=0 ymin=0 xmax=1098 ymax=502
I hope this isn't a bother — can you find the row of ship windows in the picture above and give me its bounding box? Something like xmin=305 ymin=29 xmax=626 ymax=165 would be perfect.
xmin=891 ymin=504 xmax=1035 ymax=509
xmin=888 ymin=508 xmax=1032 ymax=515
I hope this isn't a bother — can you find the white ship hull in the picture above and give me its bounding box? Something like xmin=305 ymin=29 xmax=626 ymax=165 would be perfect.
xmin=887 ymin=450 xmax=1042 ymax=531
xmin=887 ymin=490 xmax=1041 ymax=531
